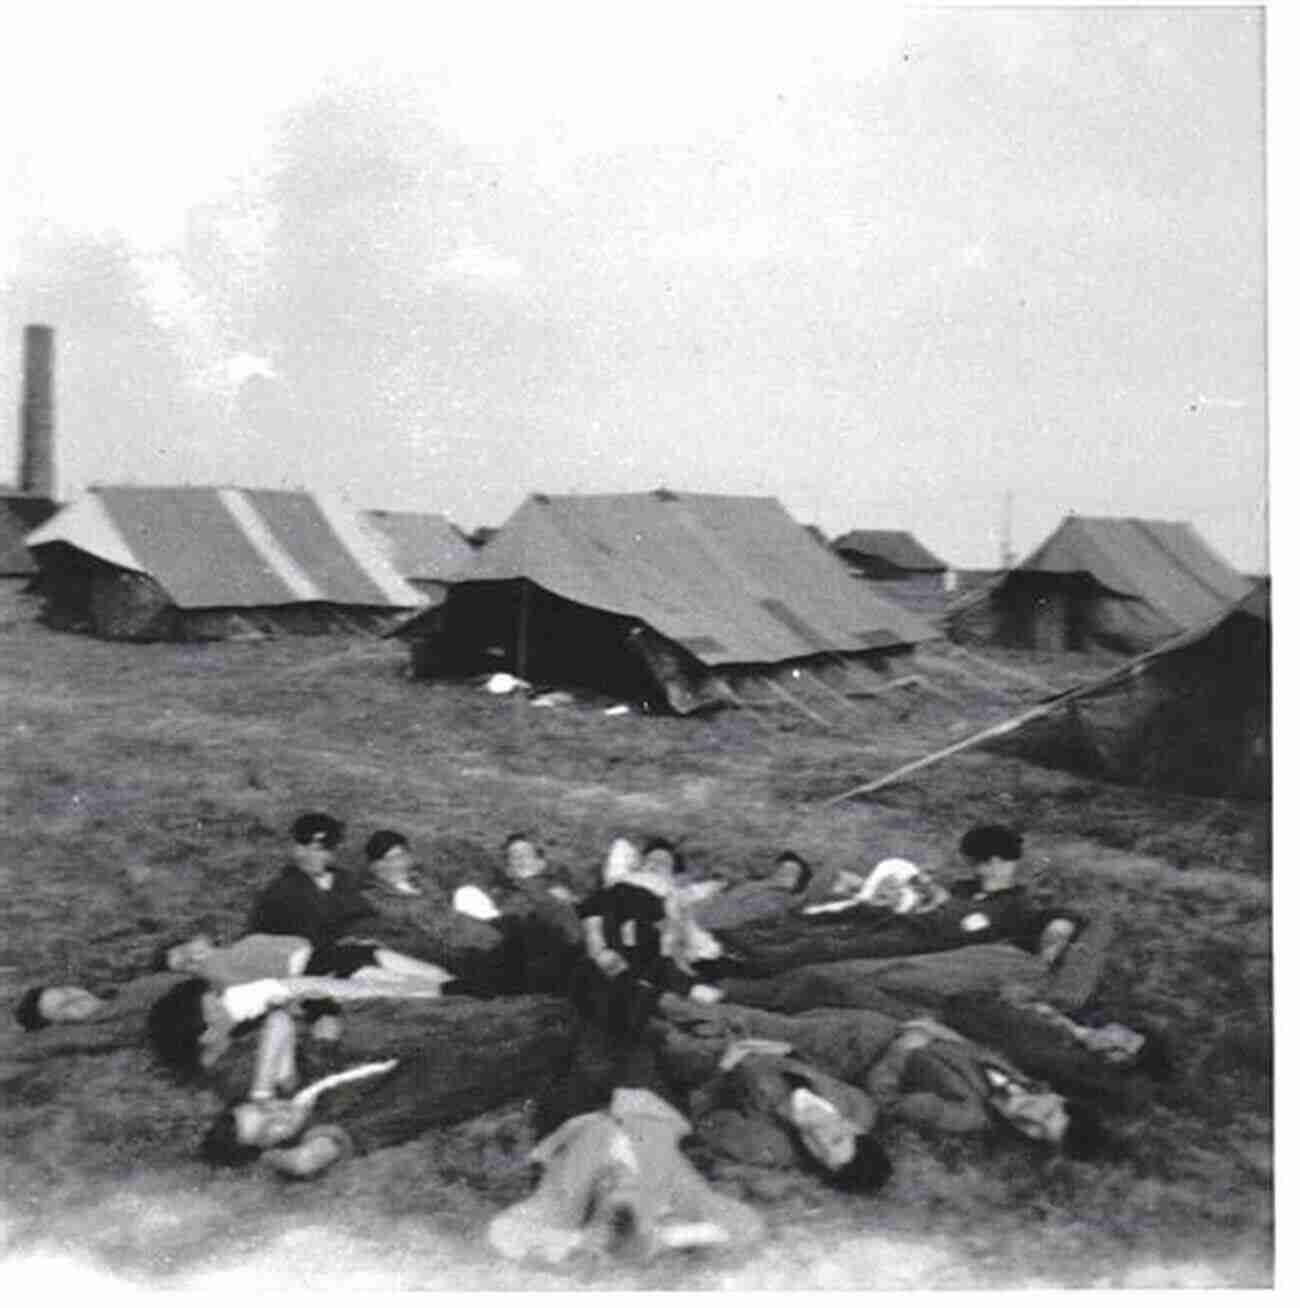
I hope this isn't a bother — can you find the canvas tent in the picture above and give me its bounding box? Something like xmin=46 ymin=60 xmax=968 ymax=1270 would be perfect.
xmin=950 ymin=515 xmax=1250 ymax=654
xmin=26 ymin=486 xmax=426 ymax=640
xmin=990 ymin=583 xmax=1270 ymax=799
xmin=366 ymin=510 xmax=475 ymax=601
xmin=832 ymin=529 xmax=950 ymax=613
xmin=1 ymin=493 xmax=58 ymax=577
xmin=397 ymin=489 xmax=938 ymax=713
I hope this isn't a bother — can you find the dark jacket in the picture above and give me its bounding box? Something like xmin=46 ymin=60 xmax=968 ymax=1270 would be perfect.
xmin=246 ymin=866 xmax=377 ymax=950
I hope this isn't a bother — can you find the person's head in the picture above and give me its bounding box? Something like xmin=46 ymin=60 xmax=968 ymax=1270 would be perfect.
xmin=772 ymin=851 xmax=814 ymax=895
xmin=502 ymin=832 xmax=547 ymax=882
xmin=640 ymin=837 xmax=683 ymax=883
xmin=152 ymin=933 xmax=218 ymax=975
xmin=959 ymin=824 xmax=1023 ymax=891
xmin=290 ymin=811 xmax=344 ymax=878
xmin=147 ymin=977 xmax=235 ymax=1077
xmin=14 ymin=984 xmax=105 ymax=1030
xmin=364 ymin=830 xmax=418 ymax=892
xmin=1059 ymin=1100 xmax=1119 ymax=1162
xmin=820 ymin=1135 xmax=894 ymax=1194
xmin=983 ymin=1064 xmax=1069 ymax=1145
xmin=201 ymin=1098 xmax=312 ymax=1167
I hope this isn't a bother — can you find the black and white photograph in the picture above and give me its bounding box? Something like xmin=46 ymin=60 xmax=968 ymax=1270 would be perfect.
xmin=1 ymin=1 xmax=1276 ymax=1292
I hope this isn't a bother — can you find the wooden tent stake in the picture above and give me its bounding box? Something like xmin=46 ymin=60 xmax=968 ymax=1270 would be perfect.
xmin=912 ymin=649 xmax=1021 ymax=702
xmin=950 ymin=643 xmax=1059 ymax=693
xmin=763 ymin=672 xmax=838 ymax=730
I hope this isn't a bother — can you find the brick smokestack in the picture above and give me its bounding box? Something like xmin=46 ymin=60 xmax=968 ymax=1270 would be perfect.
xmin=20 ymin=324 xmax=56 ymax=499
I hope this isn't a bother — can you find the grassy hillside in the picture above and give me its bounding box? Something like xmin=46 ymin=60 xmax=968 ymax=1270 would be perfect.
xmin=0 ymin=605 xmax=1272 ymax=1290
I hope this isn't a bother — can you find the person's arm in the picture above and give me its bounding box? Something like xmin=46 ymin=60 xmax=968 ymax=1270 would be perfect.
xmin=867 ymin=1033 xmax=989 ymax=1133
xmin=579 ymin=891 xmax=627 ymax=976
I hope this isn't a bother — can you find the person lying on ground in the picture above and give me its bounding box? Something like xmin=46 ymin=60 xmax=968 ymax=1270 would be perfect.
xmin=655 ymin=984 xmax=1152 ymax=1141
xmin=686 ymin=1036 xmax=893 ymax=1193
xmin=11 ymin=933 xmax=325 ymax=1052
xmin=689 ymin=851 xmax=819 ymax=934
xmin=654 ymin=995 xmax=1115 ymax=1161
xmin=486 ymin=1086 xmax=765 ymax=1264
xmin=393 ymin=831 xmax=589 ymax=998
xmin=145 ymin=969 xmax=454 ymax=1102
xmin=716 ymin=941 xmax=1053 ymax=1014
xmin=352 ymin=830 xmax=509 ymax=975
xmin=11 ymin=973 xmax=192 ymax=1057
xmin=802 ymin=858 xmax=950 ymax=918
xmin=196 ymin=992 xmax=576 ymax=1179
xmin=705 ymin=841 xmax=1110 ymax=1001
xmin=934 ymin=988 xmax=1173 ymax=1112
xmin=447 ymin=832 xmax=583 ymax=923
xmin=864 ymin=1015 xmax=1115 ymax=1160
xmin=12 ymin=931 xmax=451 ymax=1054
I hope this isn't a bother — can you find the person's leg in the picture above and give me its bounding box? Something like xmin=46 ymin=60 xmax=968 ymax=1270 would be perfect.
xmin=250 ymin=1008 xmax=297 ymax=1099
xmin=1043 ymin=909 xmax=1115 ymax=1011
xmin=361 ymin=949 xmax=455 ymax=987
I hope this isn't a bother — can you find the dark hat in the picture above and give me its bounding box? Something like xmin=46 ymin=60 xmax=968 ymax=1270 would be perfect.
xmin=364 ymin=829 xmax=409 ymax=862
xmin=290 ymin=812 xmax=344 ymax=848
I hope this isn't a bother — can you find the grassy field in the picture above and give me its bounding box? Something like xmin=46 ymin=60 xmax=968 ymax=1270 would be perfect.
xmin=0 ymin=594 xmax=1273 ymax=1290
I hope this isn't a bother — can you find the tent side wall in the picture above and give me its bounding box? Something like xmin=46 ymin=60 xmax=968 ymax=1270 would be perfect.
xmin=989 ymin=574 xmax=1170 ymax=655
xmin=32 ymin=544 xmax=405 ymax=642
xmin=986 ymin=609 xmax=1270 ymax=799
xmin=409 ymin=580 xmax=691 ymax=708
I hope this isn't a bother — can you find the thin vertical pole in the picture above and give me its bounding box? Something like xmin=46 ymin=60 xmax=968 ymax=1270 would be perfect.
xmin=515 ymin=580 xmax=530 ymax=681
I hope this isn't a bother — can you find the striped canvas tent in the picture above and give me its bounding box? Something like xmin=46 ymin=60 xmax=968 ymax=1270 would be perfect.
xmin=26 ymin=485 xmax=426 ymax=640
xmin=954 ymin=515 xmax=1251 ymax=654
xmin=399 ymin=489 xmax=937 ymax=712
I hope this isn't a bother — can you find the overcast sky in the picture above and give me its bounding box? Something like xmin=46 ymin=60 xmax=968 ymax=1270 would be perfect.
xmin=0 ymin=2 xmax=1269 ymax=569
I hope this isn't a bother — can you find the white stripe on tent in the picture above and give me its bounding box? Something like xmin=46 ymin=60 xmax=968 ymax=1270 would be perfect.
xmin=218 ymin=488 xmax=324 ymax=601
xmin=313 ymin=492 xmax=426 ymax=609
xmin=25 ymin=493 xmax=146 ymax=574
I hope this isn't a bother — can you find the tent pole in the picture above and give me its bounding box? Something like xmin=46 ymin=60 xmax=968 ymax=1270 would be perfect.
xmin=515 ymin=580 xmax=529 ymax=681
xmin=822 ymin=646 xmax=1161 ymax=805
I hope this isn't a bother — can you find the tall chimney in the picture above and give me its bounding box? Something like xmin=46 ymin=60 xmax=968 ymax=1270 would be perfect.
xmin=20 ymin=324 xmax=56 ymax=499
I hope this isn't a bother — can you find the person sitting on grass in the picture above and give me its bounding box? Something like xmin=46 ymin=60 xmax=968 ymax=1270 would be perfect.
xmin=245 ymin=812 xmax=375 ymax=949
xmin=951 ymin=823 xmax=1112 ymax=1009
xmin=574 ymin=838 xmax=722 ymax=1041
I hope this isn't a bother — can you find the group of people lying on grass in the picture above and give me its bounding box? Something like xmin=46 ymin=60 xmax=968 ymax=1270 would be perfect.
xmin=13 ymin=813 xmax=1172 ymax=1264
